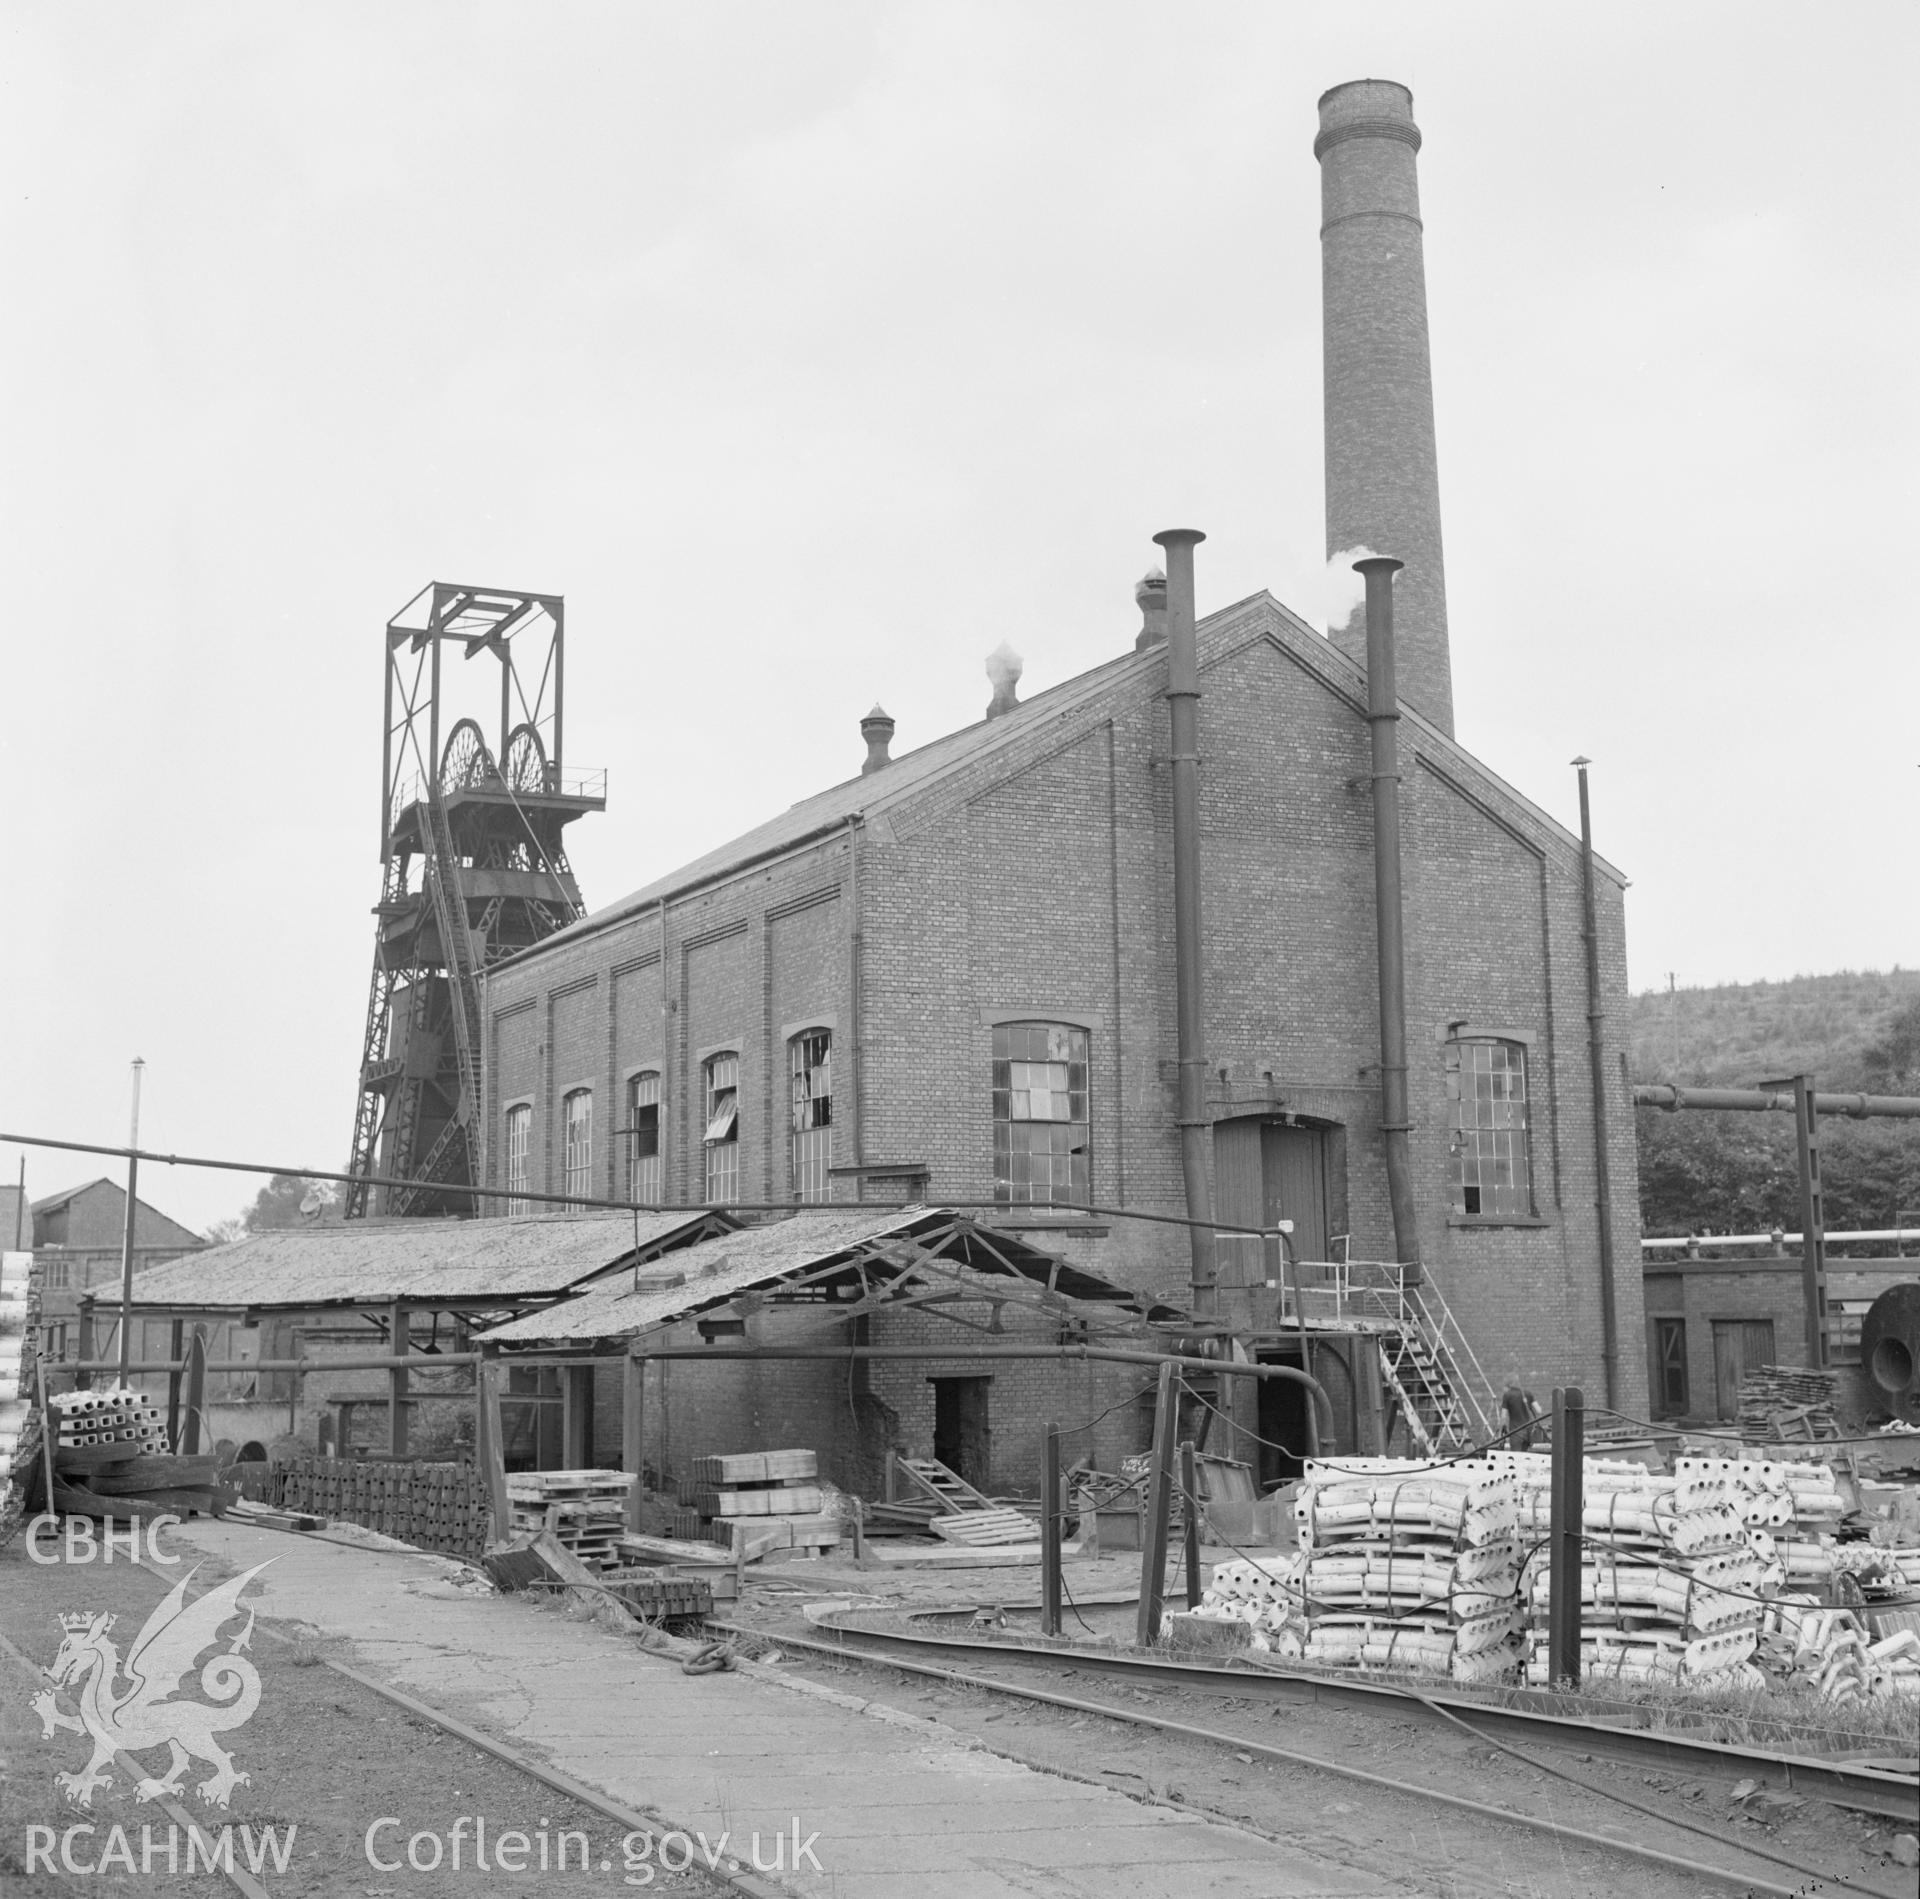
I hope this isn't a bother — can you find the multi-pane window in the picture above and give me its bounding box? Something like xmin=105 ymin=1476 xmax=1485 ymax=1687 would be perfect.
xmin=992 ymin=1022 xmax=1090 ymax=1207
xmin=627 ymin=1071 xmax=661 ymax=1203
xmin=789 ymin=1029 xmax=832 ymax=1203
xmin=703 ymin=1053 xmax=740 ymax=1204
xmin=562 ymin=1089 xmax=593 ymax=1210
xmin=1445 ymin=1037 xmax=1533 ymax=1217
xmin=505 ymin=1103 xmax=531 ymax=1211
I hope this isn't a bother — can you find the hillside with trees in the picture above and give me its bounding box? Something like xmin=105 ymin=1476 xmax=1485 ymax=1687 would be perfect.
xmin=1628 ymin=969 xmax=1920 ymax=1235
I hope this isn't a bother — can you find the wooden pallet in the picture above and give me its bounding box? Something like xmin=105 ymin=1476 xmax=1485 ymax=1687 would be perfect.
xmin=507 ymin=1469 xmax=634 ymax=1502
xmin=929 ymin=1507 xmax=1037 ymax=1547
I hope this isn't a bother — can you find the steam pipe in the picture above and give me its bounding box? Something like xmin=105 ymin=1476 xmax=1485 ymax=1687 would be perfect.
xmin=1358 ymin=557 xmax=1420 ymax=1269
xmin=1573 ymin=759 xmax=1619 ymax=1408
xmin=1634 ymin=1085 xmax=1920 ymax=1119
xmin=1154 ymin=529 xmax=1216 ymax=1317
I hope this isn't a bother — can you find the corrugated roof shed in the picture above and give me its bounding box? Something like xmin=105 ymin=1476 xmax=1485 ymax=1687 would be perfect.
xmin=124 ymin=1209 xmax=734 ymax=1311
xmin=478 ymin=1208 xmax=1182 ymax=1345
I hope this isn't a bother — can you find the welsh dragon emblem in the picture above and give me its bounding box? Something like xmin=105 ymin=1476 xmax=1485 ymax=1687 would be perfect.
xmin=31 ymin=1561 xmax=272 ymax=1809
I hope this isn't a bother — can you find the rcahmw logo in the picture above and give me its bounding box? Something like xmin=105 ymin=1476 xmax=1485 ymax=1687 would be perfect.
xmin=26 ymin=1558 xmax=289 ymax=1862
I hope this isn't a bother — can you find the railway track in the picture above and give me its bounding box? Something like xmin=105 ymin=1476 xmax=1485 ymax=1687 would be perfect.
xmin=698 ymin=1605 xmax=1915 ymax=1899
xmin=789 ymin=1600 xmax=1920 ymax=1821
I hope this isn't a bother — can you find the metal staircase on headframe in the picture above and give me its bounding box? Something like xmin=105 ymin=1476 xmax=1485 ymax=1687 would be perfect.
xmin=344 ymin=585 xmax=607 ymax=1219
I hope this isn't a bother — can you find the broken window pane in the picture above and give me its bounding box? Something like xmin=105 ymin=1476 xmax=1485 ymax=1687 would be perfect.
xmin=627 ymin=1071 xmax=661 ymax=1202
xmin=704 ymin=1053 xmax=740 ymax=1205
xmin=991 ymin=1021 xmax=1090 ymax=1208
xmin=563 ymin=1089 xmax=593 ymax=1212
xmin=1445 ymin=1037 xmax=1532 ymax=1218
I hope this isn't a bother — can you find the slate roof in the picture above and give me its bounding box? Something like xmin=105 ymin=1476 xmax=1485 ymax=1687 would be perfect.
xmin=122 ymin=1210 xmax=734 ymax=1312
xmin=520 ymin=590 xmax=1622 ymax=962
xmin=477 ymin=1207 xmax=1184 ymax=1345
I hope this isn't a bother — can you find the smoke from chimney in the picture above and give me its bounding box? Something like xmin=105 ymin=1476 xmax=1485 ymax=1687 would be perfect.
xmin=984 ymin=642 xmax=1023 ymax=719
xmin=1319 ymin=544 xmax=1379 ymax=636
xmin=1134 ymin=569 xmax=1167 ymax=650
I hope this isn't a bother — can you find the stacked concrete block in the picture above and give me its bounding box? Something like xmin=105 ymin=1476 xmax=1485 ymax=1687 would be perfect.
xmin=49 ymin=1385 xmax=168 ymax=1451
xmin=689 ymin=1449 xmax=840 ymax=1554
xmin=0 ymin=1252 xmax=30 ymax=1489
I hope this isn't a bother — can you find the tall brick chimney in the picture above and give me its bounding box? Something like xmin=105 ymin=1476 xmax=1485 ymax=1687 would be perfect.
xmin=1317 ymin=80 xmax=1454 ymax=736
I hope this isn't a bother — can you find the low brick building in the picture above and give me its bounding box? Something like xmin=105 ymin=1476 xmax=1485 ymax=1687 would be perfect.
xmin=31 ymin=1178 xmax=205 ymax=1366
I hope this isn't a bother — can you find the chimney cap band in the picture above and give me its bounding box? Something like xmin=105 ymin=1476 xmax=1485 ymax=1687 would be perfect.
xmin=1314 ymin=119 xmax=1421 ymax=162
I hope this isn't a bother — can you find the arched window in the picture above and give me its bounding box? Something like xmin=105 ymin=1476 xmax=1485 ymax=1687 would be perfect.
xmin=992 ymin=1022 xmax=1090 ymax=1207
xmin=789 ymin=1029 xmax=832 ymax=1203
xmin=504 ymin=1103 xmax=532 ymax=1211
xmin=562 ymin=1089 xmax=593 ymax=1210
xmin=703 ymin=1053 xmax=740 ymax=1204
xmin=627 ymin=1070 xmax=662 ymax=1204
xmin=1445 ymin=1037 xmax=1533 ymax=1217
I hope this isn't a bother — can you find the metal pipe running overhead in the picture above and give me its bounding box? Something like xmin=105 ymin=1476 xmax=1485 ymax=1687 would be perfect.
xmin=1155 ymin=528 xmax=1218 ymax=1317
xmin=1358 ymin=556 xmax=1421 ymax=1269
xmin=632 ymin=1340 xmax=1338 ymax=1444
xmin=1633 ymin=1085 xmax=1920 ymax=1119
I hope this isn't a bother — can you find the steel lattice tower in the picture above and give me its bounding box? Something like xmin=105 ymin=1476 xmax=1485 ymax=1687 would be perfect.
xmin=345 ymin=584 xmax=605 ymax=1218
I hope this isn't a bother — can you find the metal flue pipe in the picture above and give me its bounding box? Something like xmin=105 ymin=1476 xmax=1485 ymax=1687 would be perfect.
xmin=1358 ymin=558 xmax=1421 ymax=1269
xmin=1155 ymin=528 xmax=1217 ymax=1317
xmin=1573 ymin=759 xmax=1619 ymax=1408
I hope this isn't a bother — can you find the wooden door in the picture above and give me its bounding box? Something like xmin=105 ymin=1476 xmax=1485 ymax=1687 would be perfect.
xmin=1212 ymin=1119 xmax=1264 ymax=1286
xmin=1712 ymin=1318 xmax=1775 ymax=1419
xmin=1263 ymin=1125 xmax=1330 ymax=1262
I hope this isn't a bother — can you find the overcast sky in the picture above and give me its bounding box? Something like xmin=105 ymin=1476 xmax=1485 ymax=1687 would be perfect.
xmin=5 ymin=2 xmax=1915 ymax=1233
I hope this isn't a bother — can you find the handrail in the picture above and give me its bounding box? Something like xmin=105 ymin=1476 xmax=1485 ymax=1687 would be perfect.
xmin=1404 ymin=1274 xmax=1500 ymax=1442
xmin=390 ymin=764 xmax=607 ymax=824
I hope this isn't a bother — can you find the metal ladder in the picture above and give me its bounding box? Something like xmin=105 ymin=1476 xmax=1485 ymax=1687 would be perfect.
xmin=1376 ymin=1270 xmax=1502 ymax=1455
xmin=422 ymin=789 xmax=483 ymax=1146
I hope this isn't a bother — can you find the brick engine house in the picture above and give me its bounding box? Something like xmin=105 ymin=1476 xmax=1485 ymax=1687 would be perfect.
xmin=462 ymin=80 xmax=1645 ymax=1492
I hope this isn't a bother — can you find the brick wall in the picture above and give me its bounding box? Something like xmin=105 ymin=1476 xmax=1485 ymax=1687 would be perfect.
xmin=481 ymin=595 xmax=1642 ymax=1432
xmin=483 ymin=835 xmax=853 ymax=1211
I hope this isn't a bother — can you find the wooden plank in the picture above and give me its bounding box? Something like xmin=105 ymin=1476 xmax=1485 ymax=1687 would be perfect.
xmin=929 ymin=1509 xmax=1036 ymax=1546
xmin=562 ymin=1365 xmax=592 ymax=1470
xmin=868 ymin=1543 xmax=1047 ymax=1568
xmin=388 ymin=1301 xmax=409 ymax=1458
xmin=621 ymin=1353 xmax=645 ymax=1532
xmin=616 ymin=1530 xmax=739 ymax=1566
xmin=477 ymin=1353 xmax=510 ymax=1544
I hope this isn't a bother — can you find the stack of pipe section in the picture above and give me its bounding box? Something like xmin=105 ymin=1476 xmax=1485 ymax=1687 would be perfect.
xmin=1673 ymin=1454 xmax=1845 ymax=1587
xmin=1195 ymin=1553 xmax=1310 ymax=1655
xmin=1758 ymin=1599 xmax=1920 ymax=1703
xmin=1291 ymin=1458 xmax=1523 ymax=1683
xmin=1497 ymin=1451 xmax=1763 ymax=1685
